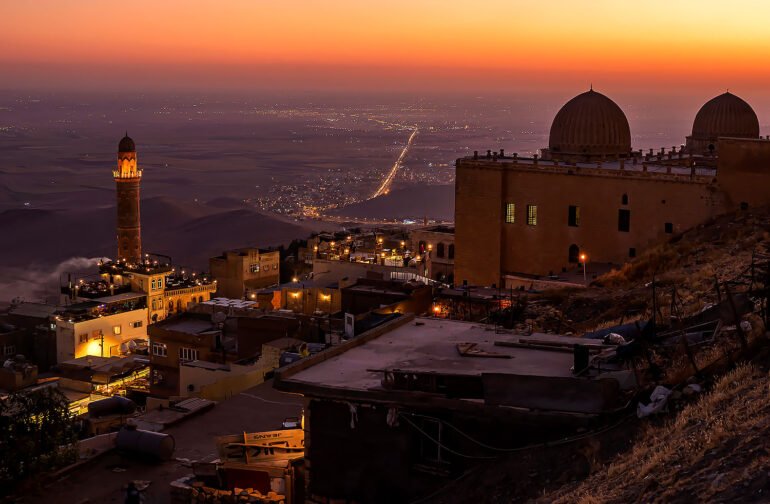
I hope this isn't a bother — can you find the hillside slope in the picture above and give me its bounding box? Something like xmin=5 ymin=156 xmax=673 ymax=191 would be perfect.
xmin=539 ymin=361 xmax=770 ymax=503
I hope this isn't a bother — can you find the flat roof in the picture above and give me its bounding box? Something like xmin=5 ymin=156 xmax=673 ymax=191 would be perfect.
xmin=160 ymin=317 xmax=217 ymax=334
xmin=458 ymin=155 xmax=717 ymax=179
xmin=280 ymin=317 xmax=603 ymax=393
xmin=92 ymin=292 xmax=147 ymax=304
xmin=7 ymin=302 xmax=58 ymax=319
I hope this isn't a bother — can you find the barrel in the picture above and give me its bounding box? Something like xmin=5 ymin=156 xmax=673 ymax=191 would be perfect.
xmin=88 ymin=396 xmax=137 ymax=417
xmin=116 ymin=426 xmax=175 ymax=460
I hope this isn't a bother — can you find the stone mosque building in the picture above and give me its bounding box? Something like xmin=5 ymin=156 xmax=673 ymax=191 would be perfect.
xmin=454 ymin=90 xmax=770 ymax=288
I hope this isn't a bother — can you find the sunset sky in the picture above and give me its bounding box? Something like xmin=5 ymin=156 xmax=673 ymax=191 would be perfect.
xmin=3 ymin=0 xmax=770 ymax=93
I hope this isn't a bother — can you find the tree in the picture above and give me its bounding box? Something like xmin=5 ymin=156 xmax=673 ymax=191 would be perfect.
xmin=0 ymin=386 xmax=77 ymax=494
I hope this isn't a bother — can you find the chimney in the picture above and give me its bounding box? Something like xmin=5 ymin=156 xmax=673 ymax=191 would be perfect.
xmin=473 ymin=150 xmax=478 ymax=160
xmin=500 ymin=148 xmax=505 ymax=157
xmin=486 ymin=150 xmax=492 ymax=159
xmin=533 ymin=154 xmax=539 ymax=165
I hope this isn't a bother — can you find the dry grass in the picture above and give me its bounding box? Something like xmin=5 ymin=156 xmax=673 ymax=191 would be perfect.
xmin=524 ymin=207 xmax=770 ymax=333
xmin=540 ymin=362 xmax=770 ymax=503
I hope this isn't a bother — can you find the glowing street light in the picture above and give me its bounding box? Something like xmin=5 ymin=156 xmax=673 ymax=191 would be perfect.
xmin=579 ymin=253 xmax=588 ymax=285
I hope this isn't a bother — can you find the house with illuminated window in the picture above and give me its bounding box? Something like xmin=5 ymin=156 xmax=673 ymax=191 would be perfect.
xmin=147 ymin=312 xmax=307 ymax=399
xmin=52 ymin=299 xmax=148 ymax=363
xmin=409 ymin=225 xmax=455 ymax=284
xmin=209 ymin=247 xmax=281 ymax=299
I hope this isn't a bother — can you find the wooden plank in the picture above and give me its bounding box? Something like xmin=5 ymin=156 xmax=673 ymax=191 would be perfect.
xmin=456 ymin=342 xmax=512 ymax=358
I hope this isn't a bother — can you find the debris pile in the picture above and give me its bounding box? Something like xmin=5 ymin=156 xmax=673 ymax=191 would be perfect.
xmin=171 ymin=477 xmax=286 ymax=503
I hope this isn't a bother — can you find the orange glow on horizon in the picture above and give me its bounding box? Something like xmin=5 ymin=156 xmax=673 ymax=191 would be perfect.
xmin=3 ymin=1 xmax=770 ymax=91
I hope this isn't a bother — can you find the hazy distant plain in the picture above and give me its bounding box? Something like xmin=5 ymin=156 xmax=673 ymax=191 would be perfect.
xmin=0 ymin=90 xmax=696 ymax=301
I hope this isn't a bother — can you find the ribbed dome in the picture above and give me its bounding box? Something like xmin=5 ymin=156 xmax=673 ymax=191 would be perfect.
xmin=692 ymin=92 xmax=759 ymax=141
xmin=548 ymin=89 xmax=631 ymax=158
xmin=118 ymin=134 xmax=136 ymax=152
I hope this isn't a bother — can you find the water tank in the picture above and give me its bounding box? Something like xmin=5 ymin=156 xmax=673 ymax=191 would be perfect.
xmin=116 ymin=426 xmax=175 ymax=460
xmin=88 ymin=396 xmax=137 ymax=417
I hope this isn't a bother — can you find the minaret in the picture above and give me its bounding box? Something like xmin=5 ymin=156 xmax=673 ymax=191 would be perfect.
xmin=114 ymin=133 xmax=142 ymax=263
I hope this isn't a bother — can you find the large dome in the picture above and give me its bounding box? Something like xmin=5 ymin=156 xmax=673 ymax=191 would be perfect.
xmin=118 ymin=134 xmax=136 ymax=152
xmin=548 ymin=89 xmax=631 ymax=158
xmin=691 ymin=92 xmax=759 ymax=141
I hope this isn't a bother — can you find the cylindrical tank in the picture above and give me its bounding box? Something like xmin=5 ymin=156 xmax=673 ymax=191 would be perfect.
xmin=116 ymin=426 xmax=175 ymax=460
xmin=88 ymin=396 xmax=137 ymax=417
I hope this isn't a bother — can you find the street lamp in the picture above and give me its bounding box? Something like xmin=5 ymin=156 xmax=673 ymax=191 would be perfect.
xmin=579 ymin=253 xmax=588 ymax=285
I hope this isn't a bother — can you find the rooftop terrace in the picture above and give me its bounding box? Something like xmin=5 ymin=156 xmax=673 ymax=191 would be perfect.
xmin=279 ymin=317 xmax=605 ymax=392
xmin=460 ymin=148 xmax=719 ymax=182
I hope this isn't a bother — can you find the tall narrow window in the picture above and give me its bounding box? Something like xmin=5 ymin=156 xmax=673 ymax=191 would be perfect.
xmin=436 ymin=243 xmax=445 ymax=258
xmin=664 ymin=222 xmax=673 ymax=234
xmin=526 ymin=205 xmax=538 ymax=226
xmin=621 ymin=194 xmax=629 ymax=205
xmin=568 ymin=244 xmax=580 ymax=263
xmin=505 ymin=203 xmax=515 ymax=223
xmin=448 ymin=244 xmax=455 ymax=260
xmin=618 ymin=209 xmax=631 ymax=232
xmin=568 ymin=205 xmax=580 ymax=227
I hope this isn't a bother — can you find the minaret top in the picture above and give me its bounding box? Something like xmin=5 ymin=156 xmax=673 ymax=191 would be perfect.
xmin=118 ymin=133 xmax=136 ymax=152
xmin=115 ymin=133 xmax=141 ymax=179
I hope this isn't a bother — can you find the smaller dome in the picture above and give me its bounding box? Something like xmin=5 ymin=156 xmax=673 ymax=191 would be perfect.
xmin=691 ymin=92 xmax=759 ymax=141
xmin=118 ymin=133 xmax=136 ymax=152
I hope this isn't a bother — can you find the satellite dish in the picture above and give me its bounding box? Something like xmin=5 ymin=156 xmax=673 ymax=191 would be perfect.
xmin=212 ymin=312 xmax=227 ymax=324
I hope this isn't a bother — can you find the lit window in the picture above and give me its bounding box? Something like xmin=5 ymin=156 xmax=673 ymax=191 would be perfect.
xmin=250 ymin=264 xmax=260 ymax=273
xmin=152 ymin=342 xmax=167 ymax=357
xmin=568 ymin=206 xmax=580 ymax=227
xmin=526 ymin=205 xmax=537 ymax=226
xmin=113 ymin=325 xmax=122 ymax=335
xmin=79 ymin=333 xmax=88 ymax=344
xmin=179 ymin=347 xmax=199 ymax=362
xmin=505 ymin=203 xmax=515 ymax=224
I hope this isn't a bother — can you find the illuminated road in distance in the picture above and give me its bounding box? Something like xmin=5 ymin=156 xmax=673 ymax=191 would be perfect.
xmin=370 ymin=125 xmax=418 ymax=199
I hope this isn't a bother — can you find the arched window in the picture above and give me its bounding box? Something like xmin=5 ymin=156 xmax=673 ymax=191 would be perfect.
xmin=198 ymin=296 xmax=204 ymax=303
xmin=568 ymin=244 xmax=580 ymax=263
xmin=177 ymin=299 xmax=183 ymax=312
xmin=418 ymin=241 xmax=426 ymax=254
xmin=168 ymin=300 xmax=174 ymax=313
xmin=436 ymin=243 xmax=445 ymax=258
xmin=448 ymin=244 xmax=455 ymax=260
xmin=621 ymin=193 xmax=629 ymax=205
